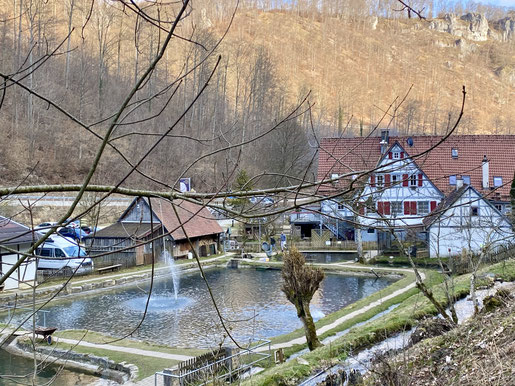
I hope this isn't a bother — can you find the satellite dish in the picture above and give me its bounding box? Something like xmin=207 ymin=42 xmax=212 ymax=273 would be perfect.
xmin=406 ymin=137 xmax=414 ymax=147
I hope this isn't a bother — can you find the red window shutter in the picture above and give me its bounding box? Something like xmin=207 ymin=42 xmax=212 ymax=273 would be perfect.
xmin=430 ymin=201 xmax=437 ymax=212
xmin=400 ymin=152 xmax=404 ymax=159
xmin=404 ymin=201 xmax=410 ymax=215
xmin=370 ymin=175 xmax=376 ymax=187
xmin=385 ymin=174 xmax=391 ymax=187
xmin=402 ymin=174 xmax=409 ymax=187
xmin=385 ymin=201 xmax=391 ymax=215
xmin=359 ymin=206 xmax=365 ymax=215
xmin=388 ymin=152 xmax=392 ymax=159
xmin=418 ymin=173 xmax=423 ymax=186
xmin=411 ymin=201 xmax=417 ymax=215
xmin=377 ymin=201 xmax=384 ymax=215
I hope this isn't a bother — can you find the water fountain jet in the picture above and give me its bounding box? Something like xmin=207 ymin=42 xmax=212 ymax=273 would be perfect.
xmin=163 ymin=250 xmax=180 ymax=300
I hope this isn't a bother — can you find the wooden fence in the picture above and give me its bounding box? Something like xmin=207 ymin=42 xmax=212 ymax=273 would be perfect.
xmin=167 ymin=348 xmax=236 ymax=385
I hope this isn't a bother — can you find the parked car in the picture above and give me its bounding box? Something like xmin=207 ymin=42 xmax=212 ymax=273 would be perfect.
xmin=249 ymin=196 xmax=275 ymax=206
xmin=57 ymin=226 xmax=88 ymax=241
xmin=36 ymin=236 xmax=93 ymax=275
xmin=34 ymin=222 xmax=58 ymax=230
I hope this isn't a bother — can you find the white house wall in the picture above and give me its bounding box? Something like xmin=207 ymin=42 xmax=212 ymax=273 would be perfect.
xmin=1 ymin=245 xmax=37 ymax=290
xmin=428 ymin=188 xmax=513 ymax=257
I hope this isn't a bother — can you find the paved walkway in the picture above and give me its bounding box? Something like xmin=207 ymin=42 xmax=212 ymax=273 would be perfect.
xmin=55 ymin=337 xmax=194 ymax=361
xmin=256 ymin=266 xmax=423 ymax=351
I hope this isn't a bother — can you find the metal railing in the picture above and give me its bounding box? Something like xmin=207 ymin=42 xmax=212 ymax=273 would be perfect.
xmin=5 ymin=306 xmax=50 ymax=327
xmin=154 ymin=340 xmax=271 ymax=386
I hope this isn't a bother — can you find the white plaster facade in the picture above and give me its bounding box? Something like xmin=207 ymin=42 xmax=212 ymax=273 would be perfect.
xmin=0 ymin=243 xmax=37 ymax=290
xmin=426 ymin=186 xmax=514 ymax=258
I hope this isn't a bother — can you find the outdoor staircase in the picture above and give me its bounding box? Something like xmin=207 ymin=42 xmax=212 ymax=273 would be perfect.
xmin=322 ymin=219 xmax=346 ymax=240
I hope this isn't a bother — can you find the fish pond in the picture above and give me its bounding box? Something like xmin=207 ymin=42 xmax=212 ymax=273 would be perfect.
xmin=5 ymin=267 xmax=396 ymax=348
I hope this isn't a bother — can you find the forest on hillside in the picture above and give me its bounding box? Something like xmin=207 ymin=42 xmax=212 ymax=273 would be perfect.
xmin=0 ymin=0 xmax=513 ymax=190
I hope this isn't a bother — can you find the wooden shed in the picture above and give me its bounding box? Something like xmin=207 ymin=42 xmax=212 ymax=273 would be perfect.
xmin=85 ymin=197 xmax=223 ymax=267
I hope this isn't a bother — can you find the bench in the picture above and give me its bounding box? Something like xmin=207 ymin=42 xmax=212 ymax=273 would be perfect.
xmin=97 ymin=264 xmax=122 ymax=274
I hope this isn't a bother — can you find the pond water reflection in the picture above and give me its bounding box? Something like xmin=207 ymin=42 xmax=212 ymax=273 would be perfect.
xmin=6 ymin=267 xmax=396 ymax=348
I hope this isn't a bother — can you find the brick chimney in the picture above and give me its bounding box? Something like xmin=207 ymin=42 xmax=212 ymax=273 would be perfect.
xmin=380 ymin=129 xmax=389 ymax=155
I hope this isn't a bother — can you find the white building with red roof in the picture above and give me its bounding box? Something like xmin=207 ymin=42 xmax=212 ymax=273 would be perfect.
xmin=293 ymin=131 xmax=515 ymax=255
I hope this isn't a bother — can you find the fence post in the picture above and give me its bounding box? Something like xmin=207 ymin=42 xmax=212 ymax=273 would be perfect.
xmin=163 ymin=369 xmax=173 ymax=386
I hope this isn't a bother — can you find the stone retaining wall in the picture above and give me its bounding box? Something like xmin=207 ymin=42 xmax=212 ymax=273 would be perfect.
xmin=5 ymin=336 xmax=138 ymax=383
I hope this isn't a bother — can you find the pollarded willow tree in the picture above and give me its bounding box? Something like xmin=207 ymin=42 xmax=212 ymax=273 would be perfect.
xmin=281 ymin=247 xmax=325 ymax=351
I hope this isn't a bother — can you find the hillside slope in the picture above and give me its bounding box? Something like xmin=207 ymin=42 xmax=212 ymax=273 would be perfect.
xmin=216 ymin=10 xmax=514 ymax=135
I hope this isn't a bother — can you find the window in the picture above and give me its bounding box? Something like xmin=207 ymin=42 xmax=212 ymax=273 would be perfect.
xmin=418 ymin=201 xmax=429 ymax=214
xmin=409 ymin=174 xmax=417 ymax=187
xmin=337 ymin=202 xmax=345 ymax=210
xmin=376 ymin=175 xmax=384 ymax=187
xmin=462 ymin=175 xmax=470 ymax=185
xmin=391 ymin=174 xmax=398 ymax=185
xmin=331 ymin=173 xmax=338 ymax=180
xmin=493 ymin=176 xmax=503 ymax=187
xmin=471 ymin=206 xmax=479 ymax=216
xmin=494 ymin=204 xmax=503 ymax=212
xmin=38 ymin=248 xmax=53 ymax=257
xmin=63 ymin=246 xmax=87 ymax=257
xmin=393 ymin=152 xmax=400 ymax=159
xmin=449 ymin=175 xmax=457 ymax=185
xmin=391 ymin=201 xmax=402 ymax=215
xmin=451 ymin=148 xmax=458 ymax=158
xmin=55 ymin=249 xmax=66 ymax=258
xmin=367 ymin=228 xmax=375 ymax=234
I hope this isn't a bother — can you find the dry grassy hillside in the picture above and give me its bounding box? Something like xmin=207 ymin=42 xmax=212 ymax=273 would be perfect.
xmin=0 ymin=2 xmax=513 ymax=188
xmin=216 ymin=10 xmax=514 ymax=135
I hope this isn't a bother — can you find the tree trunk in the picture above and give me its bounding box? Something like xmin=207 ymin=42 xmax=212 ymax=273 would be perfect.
xmin=470 ymin=272 xmax=479 ymax=315
xmin=297 ymin=300 xmax=322 ymax=351
xmin=355 ymin=216 xmax=364 ymax=263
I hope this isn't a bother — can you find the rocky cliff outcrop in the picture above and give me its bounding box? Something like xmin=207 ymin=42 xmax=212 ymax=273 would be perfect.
xmin=494 ymin=16 xmax=515 ymax=42
xmin=429 ymin=12 xmax=514 ymax=42
xmin=429 ymin=13 xmax=489 ymax=41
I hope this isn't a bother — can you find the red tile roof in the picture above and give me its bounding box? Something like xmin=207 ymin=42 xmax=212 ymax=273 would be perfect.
xmin=318 ymin=135 xmax=515 ymax=201
xmin=149 ymin=198 xmax=223 ymax=241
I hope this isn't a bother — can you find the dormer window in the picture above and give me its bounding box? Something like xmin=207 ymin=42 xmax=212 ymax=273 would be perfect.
xmin=393 ymin=152 xmax=400 ymax=159
xmin=331 ymin=173 xmax=338 ymax=180
xmin=493 ymin=176 xmax=503 ymax=187
xmin=451 ymin=148 xmax=458 ymax=158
